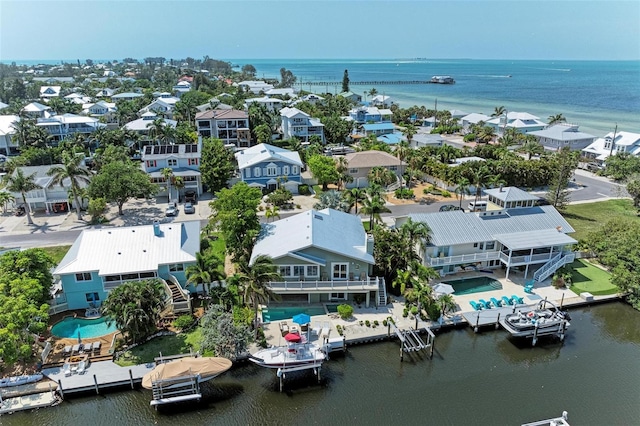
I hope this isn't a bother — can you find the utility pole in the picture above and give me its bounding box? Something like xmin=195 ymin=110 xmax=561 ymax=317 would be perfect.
xmin=608 ymin=123 xmax=618 ymax=158
xmin=434 ymin=99 xmax=438 ymax=128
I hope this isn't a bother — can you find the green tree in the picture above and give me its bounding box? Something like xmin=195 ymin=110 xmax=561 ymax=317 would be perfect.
xmin=200 ymin=137 xmax=236 ymax=193
xmin=265 ymin=205 xmax=281 ymax=222
xmin=344 ymin=187 xmax=365 ymax=214
xmin=88 ymin=159 xmax=158 ymax=215
xmin=210 ymin=182 xmax=262 ymax=264
xmin=200 ymin=304 xmax=251 ymax=361
xmin=307 ymin=154 xmax=340 ymax=191
xmin=603 ymin=152 xmax=640 ymax=181
xmin=492 ymin=106 xmax=506 ymax=118
xmin=186 ymin=251 xmax=225 ymax=306
xmin=253 ymin=123 xmax=272 ymax=144
xmin=4 ymin=168 xmax=40 ymax=225
xmin=361 ymin=194 xmax=391 ymax=228
xmin=101 ymin=280 xmax=166 ymax=344
xmin=368 ymin=166 xmax=396 ymax=187
xmin=236 ymin=255 xmax=282 ymax=336
xmin=0 ymin=191 xmax=15 ymax=214
xmin=278 ymin=67 xmax=297 ymax=88
xmin=241 ymin=64 xmax=257 ymax=78
xmin=87 ymin=197 xmax=107 ymax=224
xmin=455 ymin=177 xmax=472 ymax=209
xmin=546 ymin=147 xmax=578 ymax=210
xmin=548 ymin=113 xmax=566 ymax=125
xmin=314 ymin=190 xmax=350 ymax=212
xmin=518 ymin=139 xmax=545 ymax=160
xmin=321 ymin=113 xmax=352 ymax=145
xmin=401 ymin=124 xmax=417 ymax=146
xmin=625 ymin=173 xmax=640 ymax=208
xmin=342 ymin=69 xmax=350 ymax=93
xmin=47 ymin=152 xmax=92 ymax=220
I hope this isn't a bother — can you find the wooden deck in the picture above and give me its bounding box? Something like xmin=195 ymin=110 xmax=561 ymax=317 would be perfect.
xmin=461 ymin=304 xmax=533 ymax=329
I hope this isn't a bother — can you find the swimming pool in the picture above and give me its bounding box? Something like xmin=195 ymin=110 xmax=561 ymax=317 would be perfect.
xmin=51 ymin=316 xmax=118 ymax=339
xmin=445 ymin=276 xmax=502 ymax=295
xmin=261 ymin=306 xmax=327 ymax=323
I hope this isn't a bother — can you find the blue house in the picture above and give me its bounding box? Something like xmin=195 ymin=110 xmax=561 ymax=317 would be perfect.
xmin=348 ymin=106 xmax=393 ymax=124
xmin=234 ymin=143 xmax=303 ymax=193
xmin=52 ymin=221 xmax=200 ymax=313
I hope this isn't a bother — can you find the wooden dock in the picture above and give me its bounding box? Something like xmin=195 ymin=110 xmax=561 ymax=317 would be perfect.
xmin=303 ymin=80 xmax=433 ymax=86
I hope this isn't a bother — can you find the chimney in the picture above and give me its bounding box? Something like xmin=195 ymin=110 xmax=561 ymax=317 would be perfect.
xmin=153 ymin=220 xmax=161 ymax=237
xmin=366 ymin=234 xmax=374 ymax=255
xmin=499 ymin=184 xmax=504 ymax=192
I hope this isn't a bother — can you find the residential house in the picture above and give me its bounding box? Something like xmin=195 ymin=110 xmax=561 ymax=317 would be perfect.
xmin=244 ymin=96 xmax=284 ymax=112
xmin=280 ymin=107 xmax=325 ymax=144
xmin=250 ymin=208 xmax=386 ymax=307
xmin=95 ymin=88 xmax=115 ymax=98
xmin=348 ymin=106 xmax=393 ymax=125
xmin=173 ymin=80 xmax=191 ymax=97
xmin=410 ymin=133 xmax=444 ymax=149
xmin=460 ymin=112 xmax=491 ymax=130
xmin=52 ymin=221 xmax=200 ymax=311
xmin=395 ymin=187 xmax=577 ymax=282
xmin=37 ymin=113 xmax=106 ymax=142
xmin=195 ymin=109 xmax=251 ymax=149
xmin=196 ymin=98 xmax=232 ymax=112
xmin=359 ymin=122 xmax=403 ymax=145
xmin=234 ymin=143 xmax=303 ymax=193
xmin=64 ymin=93 xmax=92 ymax=105
xmin=22 ymin=102 xmax=52 ymax=119
xmin=0 ymin=115 xmax=19 ymax=155
xmin=265 ymin=88 xmax=297 ymax=98
xmin=370 ymin=95 xmax=394 ymax=108
xmin=338 ymin=91 xmax=362 ymax=103
xmin=82 ymin=100 xmax=117 ymax=123
xmin=236 ymin=80 xmax=274 ymax=94
xmin=124 ymin=112 xmax=178 ymax=140
xmin=40 ymin=86 xmax=61 ymax=98
xmin=343 ymin=150 xmax=406 ymax=188
xmin=112 ymin=92 xmax=144 ymax=102
xmin=529 ymin=123 xmax=595 ymax=152
xmin=139 ymin=96 xmax=180 ymax=119
xmin=299 ymin=94 xmax=324 ymax=105
xmin=142 ymin=142 xmax=202 ymax=200
xmin=485 ymin=112 xmax=547 ymax=134
xmin=9 ymin=164 xmax=89 ymax=213
xmin=582 ymin=130 xmax=640 ymax=165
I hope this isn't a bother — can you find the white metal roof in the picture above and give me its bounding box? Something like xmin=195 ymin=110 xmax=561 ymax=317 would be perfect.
xmin=235 ymin=143 xmax=302 ymax=169
xmin=494 ymin=229 xmax=577 ymax=250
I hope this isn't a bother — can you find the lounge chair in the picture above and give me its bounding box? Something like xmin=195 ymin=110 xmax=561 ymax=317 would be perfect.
xmin=501 ymin=296 xmax=513 ymax=306
xmin=469 ymin=300 xmax=482 ymax=311
xmin=92 ymin=341 xmax=102 ymax=354
xmin=290 ymin=325 xmax=299 ymax=335
xmin=77 ymin=360 xmax=86 ymax=375
xmin=478 ymin=299 xmax=492 ymax=309
xmin=84 ymin=343 xmax=93 ymax=353
xmin=300 ymin=323 xmax=309 ymax=332
xmin=311 ymin=324 xmax=321 ymax=336
xmin=511 ymin=295 xmax=524 ymax=304
xmin=279 ymin=322 xmax=289 ymax=337
xmin=524 ymin=283 xmax=534 ymax=294
xmin=63 ymin=363 xmax=72 ymax=377
xmin=71 ymin=344 xmax=81 ymax=355
xmin=63 ymin=345 xmax=72 ymax=356
xmin=490 ymin=297 xmax=502 ymax=308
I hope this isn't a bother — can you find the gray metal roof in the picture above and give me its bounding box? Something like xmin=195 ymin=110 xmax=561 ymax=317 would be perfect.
xmin=408 ymin=205 xmax=575 ymax=247
xmin=494 ymin=229 xmax=577 ymax=250
xmin=484 ymin=186 xmax=539 ymax=203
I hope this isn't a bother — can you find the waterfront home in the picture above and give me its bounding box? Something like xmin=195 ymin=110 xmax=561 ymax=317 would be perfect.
xmin=280 ymin=107 xmax=325 ymax=143
xmin=395 ymin=187 xmax=577 ymax=282
xmin=581 ymin=130 xmax=640 ymax=165
xmin=236 ymin=80 xmax=274 ymax=94
xmin=338 ymin=91 xmax=362 ymax=103
xmin=124 ymin=112 xmax=178 ymax=141
xmin=53 ymin=221 xmax=200 ymax=312
xmin=141 ymin=142 xmax=202 ymax=200
xmin=370 ymin=95 xmax=394 ymax=108
xmin=244 ymin=96 xmax=284 ymax=112
xmin=195 ymin=109 xmax=251 ymax=149
xmin=529 ymin=123 xmax=595 ymax=152
xmin=234 ymin=143 xmax=303 ymax=193
xmin=250 ymin=208 xmax=386 ymax=307
xmin=82 ymin=100 xmax=117 ymax=123
xmin=343 ymin=150 xmax=406 ymax=189
xmin=460 ymin=112 xmax=491 ymax=130
xmin=265 ymin=88 xmax=297 ymax=98
xmin=485 ymin=112 xmax=547 ymax=134
xmin=8 ymin=164 xmax=89 ymax=213
xmin=22 ymin=102 xmax=52 ymax=119
xmin=36 ymin=113 xmax=106 ymax=143
xmin=40 ymin=86 xmax=61 ymax=99
xmin=0 ymin=114 xmax=19 ymax=156
xmin=410 ymin=133 xmax=444 ymax=149
xmin=299 ymin=94 xmax=324 ymax=104
xmin=348 ymin=106 xmax=393 ymax=124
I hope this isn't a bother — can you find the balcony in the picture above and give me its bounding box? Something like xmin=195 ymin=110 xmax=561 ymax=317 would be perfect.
xmin=268 ymin=277 xmax=381 ymax=293
xmin=499 ymin=251 xmax=561 ymax=266
xmin=425 ymin=251 xmax=500 ymax=267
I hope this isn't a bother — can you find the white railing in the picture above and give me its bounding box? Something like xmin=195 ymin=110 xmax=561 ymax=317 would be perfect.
xmin=269 ymin=277 xmax=380 ymax=292
xmin=499 ymin=252 xmax=558 ymax=265
xmin=48 ymin=302 xmax=69 ymax=315
xmin=534 ymin=252 xmax=575 ymax=282
xmin=426 ymin=251 xmax=500 ymax=267
xmin=378 ymin=277 xmax=387 ymax=306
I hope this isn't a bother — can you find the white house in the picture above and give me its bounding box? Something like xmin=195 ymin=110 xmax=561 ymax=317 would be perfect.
xmin=95 ymin=88 xmax=116 ymax=98
xmin=582 ymin=130 xmax=640 ymax=164
xmin=142 ymin=143 xmax=202 ymax=199
xmin=265 ymin=88 xmax=297 ymax=98
xmin=0 ymin=115 xmax=19 ymax=156
xmin=236 ymin=80 xmax=274 ymax=94
xmin=173 ymin=80 xmax=191 ymax=97
xmin=112 ymin=92 xmax=144 ymax=102
xmin=348 ymin=106 xmax=393 ymax=124
xmin=124 ymin=112 xmax=177 ymax=139
xmin=460 ymin=112 xmax=491 ymax=130
xmin=40 ymin=86 xmax=61 ymax=98
xmin=280 ymin=107 xmax=325 ymax=143
xmin=37 ymin=113 xmax=106 ymax=142
xmin=485 ymin=112 xmax=547 ymax=134
xmin=65 ymin=93 xmax=93 ymax=105
xmin=140 ymin=97 xmax=180 ymax=119
xmin=244 ymin=96 xmax=285 ymax=113
xmin=22 ymin=102 xmax=52 ymax=119
xmin=529 ymin=123 xmax=596 ymax=152
xmin=370 ymin=95 xmax=394 ymax=108
xmin=82 ymin=100 xmax=117 ymax=121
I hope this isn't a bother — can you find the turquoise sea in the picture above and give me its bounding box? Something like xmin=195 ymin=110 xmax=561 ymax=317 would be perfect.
xmin=239 ymin=59 xmax=640 ymax=136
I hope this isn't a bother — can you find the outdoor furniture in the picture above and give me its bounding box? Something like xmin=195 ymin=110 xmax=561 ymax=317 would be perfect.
xmin=469 ymin=301 xmax=482 ymax=311
xmin=490 ymin=297 xmax=502 ymax=308
xmin=63 ymin=345 xmax=72 ymax=356
xmin=71 ymin=344 xmax=81 ymax=355
xmin=62 ymin=363 xmax=71 ymax=377
xmin=92 ymin=341 xmax=101 ymax=354
xmin=501 ymin=296 xmax=513 ymax=306
xmin=300 ymin=323 xmax=309 ymax=332
xmin=290 ymin=326 xmax=299 ymax=334
xmin=279 ymin=322 xmax=289 ymax=337
xmin=524 ymin=283 xmax=534 ymax=294
xmin=478 ymin=299 xmax=492 ymax=309
xmin=511 ymin=295 xmax=524 ymax=304
xmin=83 ymin=343 xmax=93 ymax=353
xmin=77 ymin=361 xmax=86 ymax=375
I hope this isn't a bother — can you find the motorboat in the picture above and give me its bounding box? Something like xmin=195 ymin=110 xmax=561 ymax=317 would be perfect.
xmin=141 ymin=357 xmax=233 ymax=389
xmin=500 ymin=300 xmax=570 ymax=338
xmin=429 ymin=75 xmax=455 ymax=84
xmin=0 ymin=374 xmax=43 ymax=388
xmin=250 ymin=342 xmax=327 ymax=369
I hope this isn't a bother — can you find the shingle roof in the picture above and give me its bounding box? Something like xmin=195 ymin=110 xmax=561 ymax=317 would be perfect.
xmin=344 ymin=150 xmax=405 ymax=168
xmin=195 ymin=109 xmax=248 ymax=120
xmin=54 ymin=221 xmax=200 ymax=276
xmin=250 ymin=209 xmax=374 ymax=265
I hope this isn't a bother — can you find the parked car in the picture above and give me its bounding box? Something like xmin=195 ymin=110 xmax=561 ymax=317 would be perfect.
xmin=183 ymin=202 xmax=195 ymax=214
xmin=165 ymin=206 xmax=178 ymax=217
xmin=439 ymin=204 xmax=463 ymax=212
xmin=184 ymin=190 xmax=197 ymax=203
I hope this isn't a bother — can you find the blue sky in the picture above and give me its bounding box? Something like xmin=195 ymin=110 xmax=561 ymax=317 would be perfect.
xmin=1 ymin=0 xmax=638 ymax=61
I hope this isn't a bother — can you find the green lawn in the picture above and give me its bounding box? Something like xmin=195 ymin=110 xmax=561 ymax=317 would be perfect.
xmin=562 ymin=199 xmax=639 ymax=242
xmin=41 ymin=245 xmax=71 ymax=265
xmin=569 ymin=259 xmax=618 ymax=296
xmin=115 ymin=328 xmax=204 ymax=367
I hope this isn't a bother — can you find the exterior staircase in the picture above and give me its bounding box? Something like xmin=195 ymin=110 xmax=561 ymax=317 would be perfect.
xmin=163 ymin=277 xmax=192 ymax=314
xmin=533 ymin=251 xmax=576 ymax=283
xmin=378 ymin=277 xmax=388 ymax=306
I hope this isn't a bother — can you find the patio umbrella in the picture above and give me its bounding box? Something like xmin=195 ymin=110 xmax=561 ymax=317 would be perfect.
xmin=284 ymin=333 xmax=302 ymax=343
xmin=433 ymin=283 xmax=455 ymax=295
xmin=292 ymin=313 xmax=311 ymax=326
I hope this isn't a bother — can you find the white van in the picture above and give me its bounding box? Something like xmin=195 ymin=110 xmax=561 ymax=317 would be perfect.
xmin=468 ymin=201 xmax=487 ymax=212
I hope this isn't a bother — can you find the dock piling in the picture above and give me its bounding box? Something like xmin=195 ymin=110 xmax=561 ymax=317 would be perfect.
xmin=93 ymin=374 xmax=99 ymax=394
xmin=129 ymin=369 xmax=134 ymax=389
xmin=495 ymin=313 xmax=501 ymax=330
xmin=57 ymin=379 xmax=64 ymax=399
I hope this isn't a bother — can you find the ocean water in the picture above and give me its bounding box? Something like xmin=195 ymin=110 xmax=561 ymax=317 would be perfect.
xmin=240 ymin=59 xmax=640 ymax=136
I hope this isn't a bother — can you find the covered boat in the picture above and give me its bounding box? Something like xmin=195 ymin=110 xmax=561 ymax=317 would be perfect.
xmin=500 ymin=300 xmax=570 ymax=339
xmin=250 ymin=342 xmax=327 ymax=369
xmin=0 ymin=374 xmax=43 ymax=388
xmin=141 ymin=357 xmax=232 ymax=389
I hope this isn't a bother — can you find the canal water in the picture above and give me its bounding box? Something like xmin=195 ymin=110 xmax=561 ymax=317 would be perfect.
xmin=6 ymin=302 xmax=640 ymax=425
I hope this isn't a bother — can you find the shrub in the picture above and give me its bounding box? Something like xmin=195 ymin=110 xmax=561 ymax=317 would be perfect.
xmin=365 ymin=320 xmax=371 ymax=327
xmin=266 ymin=188 xmax=293 ymax=207
xmin=394 ymin=188 xmax=415 ymax=199
xmin=410 ymin=306 xmax=419 ymax=315
xmin=374 ymin=320 xmax=379 ymax=326
xmin=172 ymin=314 xmax=195 ymax=331
xmin=402 ymin=308 xmax=409 ymax=318
xmin=463 ymin=133 xmax=476 ymax=142
xmin=382 ymin=319 xmax=388 ymax=327
xmin=441 ymin=190 xmax=451 ymax=198
xmin=296 ymin=204 xmax=301 ymax=209
xmin=336 ymin=325 xmax=343 ymax=336
xmin=298 ymin=184 xmax=311 ymax=195
xmin=337 ymin=304 xmax=353 ymax=320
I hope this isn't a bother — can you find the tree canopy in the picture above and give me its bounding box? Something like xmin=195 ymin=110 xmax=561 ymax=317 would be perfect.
xmin=200 ymin=304 xmax=251 ymax=361
xmin=307 ymin=154 xmax=339 ymax=191
xmin=200 ymin=137 xmax=236 ymax=193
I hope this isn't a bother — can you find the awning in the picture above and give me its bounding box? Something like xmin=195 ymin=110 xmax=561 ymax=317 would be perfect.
xmin=494 ymin=229 xmax=577 ymax=251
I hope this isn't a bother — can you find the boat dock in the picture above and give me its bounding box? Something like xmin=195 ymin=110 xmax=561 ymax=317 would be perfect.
xmin=303 ymin=80 xmax=433 ymax=86
xmin=461 ymin=304 xmax=530 ymax=332
xmin=43 ymin=361 xmax=155 ymax=397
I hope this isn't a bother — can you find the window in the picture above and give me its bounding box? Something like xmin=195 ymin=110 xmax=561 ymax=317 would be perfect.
xmin=245 ymin=168 xmax=251 ymax=178
xmin=280 ymin=266 xmax=291 ymax=277
xmin=473 ymin=243 xmax=478 ymax=248
xmin=85 ymin=293 xmax=100 ymax=302
xmin=75 ymin=272 xmax=92 ymax=282
xmin=283 ymin=166 xmax=290 ymax=176
xmin=292 ymin=166 xmax=299 ymax=175
xmin=122 ymin=273 xmax=138 ymax=281
xmin=169 ymin=263 xmax=184 ymax=272
xmin=167 ymin=159 xmax=177 ymax=167
xmin=330 ymin=292 xmax=346 ymax=300
xmin=293 ymin=265 xmax=305 ymax=277
xmin=188 ymin=158 xmax=199 ymax=166
xmin=486 ymin=241 xmax=495 ymax=250
xmin=306 ymin=265 xmax=319 ymax=277
xmin=388 ymin=165 xmax=398 ymax=171
xmin=332 ymin=263 xmax=348 ymax=280
xmin=140 ymin=271 xmax=156 ymax=279
xmin=349 ymin=168 xmax=358 ymax=174
xmin=266 ymin=166 xmax=277 ymax=176
xmin=254 ymin=167 xmax=261 ymax=177
xmin=197 ymin=120 xmax=210 ymax=128
xmin=105 ymin=275 xmax=120 ymax=282
xmin=146 ymin=160 xmax=157 ymax=168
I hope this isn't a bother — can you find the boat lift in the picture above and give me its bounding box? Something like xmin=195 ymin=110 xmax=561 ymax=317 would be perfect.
xmin=276 ymin=362 xmax=323 ymax=393
xmin=387 ymin=320 xmax=435 ymax=362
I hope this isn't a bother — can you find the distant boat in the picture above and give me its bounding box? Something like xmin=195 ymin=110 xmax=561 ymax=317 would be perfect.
xmin=429 ymin=75 xmax=455 ymax=84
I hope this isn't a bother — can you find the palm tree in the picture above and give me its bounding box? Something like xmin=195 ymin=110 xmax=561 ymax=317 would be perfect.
xmin=236 ymin=255 xmax=282 ymax=336
xmin=173 ymin=176 xmax=185 ymax=201
xmin=47 ymin=152 xmax=92 ymax=220
xmin=455 ymin=178 xmax=472 ymax=209
xmin=467 ymin=164 xmax=492 ymax=205
xmin=265 ymin=205 xmax=280 ymax=222
xmin=4 ymin=168 xmax=39 ymax=225
xmin=518 ymin=139 xmax=545 ymax=160
xmin=399 ymin=218 xmax=431 ymax=253
xmin=437 ymin=293 xmax=457 ymax=317
xmin=314 ymin=190 xmax=350 ymax=212
xmin=361 ymin=194 xmax=391 ymax=229
xmin=548 ymin=113 xmax=566 ymax=126
xmin=492 ymin=106 xmax=506 ymax=118
xmin=401 ymin=125 xmax=417 ymax=146
xmin=368 ymin=166 xmax=395 ymax=187
xmin=477 ymin=126 xmax=496 ymax=144
xmin=161 ymin=167 xmax=174 ymax=202
xmin=0 ymin=191 xmax=15 ymax=213
xmin=185 ymin=251 xmax=226 ymax=309
xmin=146 ymin=117 xmax=167 ymax=143
xmin=392 ymin=269 xmax=415 ymax=294
xmin=367 ymin=88 xmax=378 ymax=99
xmin=345 ymin=187 xmax=365 ymax=214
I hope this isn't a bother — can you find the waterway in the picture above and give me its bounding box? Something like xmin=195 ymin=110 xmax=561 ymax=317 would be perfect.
xmin=5 ymin=302 xmax=640 ymax=425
